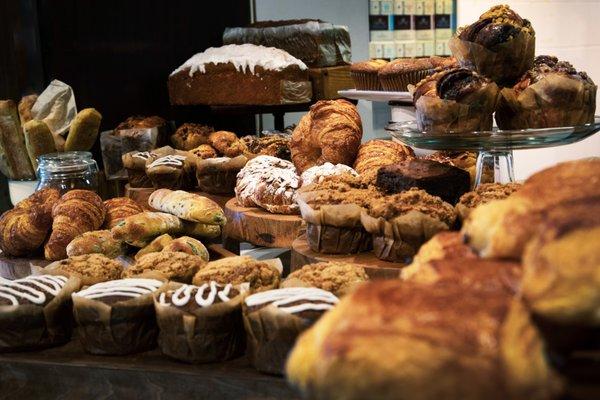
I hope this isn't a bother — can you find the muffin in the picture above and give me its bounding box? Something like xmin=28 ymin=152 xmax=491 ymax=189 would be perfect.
xmin=44 ymin=254 xmax=124 ymax=286
xmin=379 ymin=58 xmax=435 ymax=92
xmin=154 ymin=281 xmax=248 ymax=363
xmin=124 ymin=251 xmax=207 ymax=282
xmin=282 ymin=262 xmax=369 ymax=297
xmin=196 ymin=155 xmax=248 ymax=195
xmin=72 ymin=278 xmax=164 ymax=355
xmin=361 ymin=189 xmax=457 ymax=263
xmin=429 ymin=56 xmax=458 ymax=70
xmin=0 ymin=274 xmax=81 ymax=352
xmin=456 ymin=183 xmax=522 ymax=221
xmin=170 ymin=123 xmax=213 ymax=150
xmin=243 ymin=287 xmax=339 ymax=375
xmin=192 ymin=256 xmax=282 ymax=292
xmin=350 ymin=59 xmax=389 ymax=90
xmin=209 ymin=131 xmax=246 ymax=157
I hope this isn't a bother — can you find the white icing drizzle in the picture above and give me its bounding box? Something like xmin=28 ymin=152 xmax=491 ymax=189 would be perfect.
xmin=132 ymin=151 xmax=151 ymax=160
xmin=158 ymin=281 xmax=246 ymax=308
xmin=171 ymin=44 xmax=308 ymax=77
xmin=300 ymin=162 xmax=358 ymax=186
xmin=0 ymin=275 xmax=68 ymax=306
xmin=245 ymin=287 xmax=338 ymax=315
xmin=74 ymin=278 xmax=162 ymax=300
xmin=147 ymin=155 xmax=186 ymax=169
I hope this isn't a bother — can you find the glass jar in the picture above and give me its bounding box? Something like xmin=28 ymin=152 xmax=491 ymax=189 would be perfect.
xmin=36 ymin=151 xmax=99 ymax=193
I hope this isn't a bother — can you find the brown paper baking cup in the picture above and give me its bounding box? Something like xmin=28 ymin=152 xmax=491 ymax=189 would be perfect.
xmin=380 ymin=69 xmax=433 ymax=92
xmin=350 ymin=71 xmax=382 ymax=91
xmin=125 ymin=168 xmax=153 ymax=188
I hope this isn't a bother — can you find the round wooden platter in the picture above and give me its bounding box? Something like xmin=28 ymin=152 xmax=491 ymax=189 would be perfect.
xmin=124 ymin=184 xmax=233 ymax=210
xmin=223 ymin=198 xmax=304 ymax=249
xmin=291 ymin=234 xmax=404 ymax=280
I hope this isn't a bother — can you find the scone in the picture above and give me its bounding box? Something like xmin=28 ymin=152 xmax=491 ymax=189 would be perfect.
xmin=44 ymin=254 xmax=124 ymax=286
xmin=192 ymin=256 xmax=282 ymax=292
xmin=456 ymin=183 xmax=522 ymax=221
xmin=209 ymin=131 xmax=245 ymax=157
xmin=124 ymin=251 xmax=207 ymax=282
xmin=282 ymin=262 xmax=368 ymax=297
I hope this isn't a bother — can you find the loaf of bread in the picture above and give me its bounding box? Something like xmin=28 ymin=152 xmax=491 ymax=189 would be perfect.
xmin=17 ymin=94 xmax=38 ymax=125
xmin=148 ymin=189 xmax=226 ymax=225
xmin=65 ymin=108 xmax=102 ymax=151
xmin=0 ymin=100 xmax=35 ymax=179
xmin=22 ymin=120 xmax=56 ymax=170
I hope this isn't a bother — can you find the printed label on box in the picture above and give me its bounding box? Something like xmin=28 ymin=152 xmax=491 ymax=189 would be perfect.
xmin=369 ymin=42 xmax=384 ymax=59
xmin=414 ymin=41 xmax=424 ymax=57
xmin=422 ymin=40 xmax=434 ymax=56
xmin=403 ymin=0 xmax=415 ymax=14
xmin=370 ymin=0 xmax=381 ymax=15
xmin=423 ymin=0 xmax=434 ymax=14
xmin=404 ymin=41 xmax=416 ymax=58
xmin=435 ymin=41 xmax=446 ymax=55
xmin=435 ymin=0 xmax=445 ymax=14
xmin=394 ymin=0 xmax=403 ymax=14
xmin=395 ymin=42 xmax=405 ymax=58
xmin=383 ymin=42 xmax=396 ymax=59
xmin=414 ymin=15 xmax=434 ymax=40
xmin=381 ymin=0 xmax=394 ymax=15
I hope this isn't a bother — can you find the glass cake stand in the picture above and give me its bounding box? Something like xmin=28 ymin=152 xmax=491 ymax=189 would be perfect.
xmin=386 ymin=116 xmax=600 ymax=186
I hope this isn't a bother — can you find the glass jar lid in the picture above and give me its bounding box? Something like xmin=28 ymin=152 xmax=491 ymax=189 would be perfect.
xmin=37 ymin=151 xmax=98 ymax=175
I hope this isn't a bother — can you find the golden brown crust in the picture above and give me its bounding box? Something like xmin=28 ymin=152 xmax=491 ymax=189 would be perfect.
xmin=134 ymin=234 xmax=173 ymax=260
xmin=290 ymin=99 xmax=362 ymax=173
xmin=170 ymin=123 xmax=213 ymax=150
xmin=115 ymin=115 xmax=165 ymax=130
xmin=409 ymin=231 xmax=477 ymax=270
xmin=379 ymin=58 xmax=434 ymax=76
xmin=353 ymin=139 xmax=415 ymax=175
xmin=209 ymin=131 xmax=245 ymax=157
xmin=66 ymin=230 xmax=126 ymax=259
xmin=192 ymin=256 xmax=280 ymax=292
xmin=456 ymin=183 xmax=522 ymax=221
xmin=350 ymin=59 xmax=389 ymax=73
xmin=47 ymin=254 xmax=123 ymax=286
xmin=124 ymin=251 xmax=206 ymax=282
xmin=102 ymin=197 xmax=144 ymax=229
xmin=190 ymin=144 xmax=218 ymax=159
xmin=424 ymin=151 xmax=480 ymax=184
xmin=283 ymin=262 xmax=368 ymax=297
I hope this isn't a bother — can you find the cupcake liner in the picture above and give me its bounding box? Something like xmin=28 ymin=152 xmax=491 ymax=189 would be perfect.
xmin=380 ymin=69 xmax=434 ymax=92
xmin=350 ymin=71 xmax=382 ymax=91
xmin=125 ymin=168 xmax=153 ymax=188
xmin=196 ymin=156 xmax=248 ymax=195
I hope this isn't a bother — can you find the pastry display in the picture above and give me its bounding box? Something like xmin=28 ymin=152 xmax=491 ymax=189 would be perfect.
xmin=378 ymin=58 xmax=435 ymax=91
xmin=0 ymin=188 xmax=60 ymax=257
xmin=235 ymin=155 xmax=301 ymax=214
xmin=361 ymin=188 xmax=457 ymax=262
xmin=290 ymin=99 xmax=362 ymax=173
xmin=196 ymin=155 xmax=248 ymax=195
xmin=154 ymin=281 xmax=248 ymax=363
xmin=408 ymin=231 xmax=477 ymax=271
xmin=65 ymin=108 xmax=102 ymax=152
xmin=22 ymin=120 xmax=56 ymax=170
xmin=0 ymin=100 xmax=35 ymax=180
xmin=66 ymin=230 xmax=127 ymax=258
xmin=243 ymin=287 xmax=339 ymax=375
xmin=376 ymin=159 xmax=470 ymax=205
xmin=124 ymin=251 xmax=207 ymax=282
xmin=353 ymin=139 xmax=414 ymax=176
xmin=223 ymin=19 xmax=351 ymax=68
xmin=282 ymin=261 xmax=368 ymax=297
xmin=134 ymin=234 xmax=173 ymax=260
xmin=148 ymin=189 xmax=226 ymax=226
xmin=44 ymin=190 xmax=106 ymax=261
xmin=241 ymin=133 xmax=291 ymax=161
xmin=412 ymin=67 xmax=499 ymax=134
xmin=300 ymin=162 xmax=358 ymax=187
xmin=122 ymin=146 xmax=174 ymax=188
xmin=0 ymin=274 xmax=81 ymax=352
xmin=286 ymin=280 xmax=561 ymax=400
xmin=168 ymin=44 xmax=312 ymax=106
xmin=17 ymin=94 xmax=38 ymax=125
xmin=456 ymin=182 xmax=522 ymax=221
xmin=161 ymin=236 xmax=209 ymax=260
xmin=170 ymin=123 xmax=214 ymax=151
xmin=449 ymin=4 xmax=535 ymax=86
xmin=45 ymin=254 xmax=124 ymax=286
xmin=72 ymin=278 xmax=164 ymax=355
xmin=192 ymin=256 xmax=282 ymax=292
xmin=102 ymin=197 xmax=144 ymax=229
xmin=496 ymin=55 xmax=597 ymax=129
xmin=350 ymin=59 xmax=388 ymax=90
xmin=145 ymin=154 xmax=190 ymax=190
xmin=190 ymin=144 xmax=217 ymax=159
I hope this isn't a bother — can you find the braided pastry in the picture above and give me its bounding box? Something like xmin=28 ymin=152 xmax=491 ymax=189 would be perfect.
xmin=44 ymin=190 xmax=106 ymax=261
xmin=290 ymin=99 xmax=362 ymax=173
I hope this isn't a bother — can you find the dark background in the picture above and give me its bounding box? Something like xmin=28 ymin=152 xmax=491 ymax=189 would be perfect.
xmin=0 ymin=0 xmax=253 ymax=210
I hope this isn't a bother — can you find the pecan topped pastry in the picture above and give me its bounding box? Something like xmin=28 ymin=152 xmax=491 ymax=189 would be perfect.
xmin=241 ymin=133 xmax=291 ymax=160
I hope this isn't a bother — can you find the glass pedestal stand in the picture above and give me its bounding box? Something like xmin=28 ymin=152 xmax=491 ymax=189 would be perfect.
xmin=476 ymin=150 xmax=515 ymax=186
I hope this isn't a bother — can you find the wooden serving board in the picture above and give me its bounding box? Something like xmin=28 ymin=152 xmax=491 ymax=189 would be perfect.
xmin=223 ymin=198 xmax=304 ymax=249
xmin=291 ymin=234 xmax=404 ymax=280
xmin=124 ymin=184 xmax=233 ymax=210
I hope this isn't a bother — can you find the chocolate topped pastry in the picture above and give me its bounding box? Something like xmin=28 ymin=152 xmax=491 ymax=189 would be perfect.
xmin=74 ymin=278 xmax=163 ymax=305
xmin=377 ymin=159 xmax=470 ymax=205
xmin=170 ymin=123 xmax=214 ymax=150
xmin=241 ymin=133 xmax=291 ymax=161
xmin=457 ymin=6 xmax=530 ymax=48
xmin=0 ymin=275 xmax=69 ymax=306
xmin=158 ymin=282 xmax=243 ymax=312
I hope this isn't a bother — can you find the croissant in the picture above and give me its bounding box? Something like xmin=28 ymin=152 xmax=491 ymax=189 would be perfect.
xmin=0 ymin=188 xmax=60 ymax=256
xmin=44 ymin=190 xmax=106 ymax=261
xmin=102 ymin=197 xmax=144 ymax=229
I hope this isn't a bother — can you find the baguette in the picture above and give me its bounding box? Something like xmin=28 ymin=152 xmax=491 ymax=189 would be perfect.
xmin=0 ymin=100 xmax=35 ymax=179
xmin=22 ymin=120 xmax=56 ymax=170
xmin=18 ymin=94 xmax=38 ymax=125
xmin=148 ymin=189 xmax=226 ymax=225
xmin=64 ymin=108 xmax=102 ymax=151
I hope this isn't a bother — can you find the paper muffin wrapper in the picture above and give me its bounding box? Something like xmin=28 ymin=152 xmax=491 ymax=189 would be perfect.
xmin=495 ymin=75 xmax=597 ymax=129
xmin=153 ymin=282 xmax=247 ymax=363
xmin=350 ymin=71 xmax=382 ymax=91
xmin=196 ymin=156 xmax=248 ymax=195
xmin=0 ymin=274 xmax=81 ymax=352
xmin=380 ymin=69 xmax=434 ymax=92
xmin=360 ymin=210 xmax=451 ymax=263
xmin=448 ymin=31 xmax=535 ymax=86
xmin=72 ymin=282 xmax=166 ymax=355
xmin=242 ymin=302 xmax=315 ymax=375
xmin=125 ymin=168 xmax=153 ymax=188
xmin=414 ymin=82 xmax=499 ymax=134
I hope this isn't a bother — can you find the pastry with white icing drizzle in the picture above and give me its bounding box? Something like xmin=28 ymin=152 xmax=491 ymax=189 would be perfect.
xmin=145 ymin=151 xmax=195 ymax=190
xmin=158 ymin=282 xmax=246 ymax=312
xmin=0 ymin=275 xmax=69 ymax=306
xmin=73 ymin=278 xmax=163 ymax=304
xmin=122 ymin=146 xmax=178 ymax=188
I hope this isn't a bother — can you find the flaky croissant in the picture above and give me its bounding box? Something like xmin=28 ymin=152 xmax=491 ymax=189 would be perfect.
xmin=44 ymin=190 xmax=106 ymax=261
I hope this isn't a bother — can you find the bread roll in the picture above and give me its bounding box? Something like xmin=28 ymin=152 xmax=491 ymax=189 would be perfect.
xmin=22 ymin=119 xmax=56 ymax=170
xmin=17 ymin=94 xmax=38 ymax=125
xmin=0 ymin=100 xmax=35 ymax=179
xmin=148 ymin=189 xmax=226 ymax=225
xmin=65 ymin=108 xmax=102 ymax=151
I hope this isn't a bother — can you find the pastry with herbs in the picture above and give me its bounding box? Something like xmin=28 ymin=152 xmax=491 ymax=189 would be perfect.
xmin=66 ymin=230 xmax=127 ymax=259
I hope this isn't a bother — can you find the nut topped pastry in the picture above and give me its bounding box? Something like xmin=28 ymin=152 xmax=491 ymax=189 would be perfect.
xmin=209 ymin=130 xmax=245 ymax=157
xmin=456 ymin=182 xmax=522 ymax=221
xmin=124 ymin=251 xmax=207 ymax=282
xmin=350 ymin=59 xmax=388 ymax=90
xmin=170 ymin=123 xmax=214 ymax=150
xmin=45 ymin=254 xmax=124 ymax=286
xmin=282 ymin=261 xmax=368 ymax=297
xmin=241 ymin=133 xmax=291 ymax=161
xmin=192 ymin=256 xmax=282 ymax=292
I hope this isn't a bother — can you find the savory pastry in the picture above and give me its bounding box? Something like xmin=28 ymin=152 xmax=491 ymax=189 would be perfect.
xmin=196 ymin=155 xmax=248 ymax=195
xmin=192 ymin=256 xmax=282 ymax=292
xmin=190 ymin=144 xmax=218 ymax=159
xmin=102 ymin=197 xmax=144 ymax=229
xmin=122 ymin=146 xmax=175 ymax=188
xmin=376 ymin=159 xmax=470 ymax=205
xmin=424 ymin=150 xmax=488 ymax=186
xmin=350 ymin=59 xmax=388 ymax=90
xmin=456 ymin=183 xmax=522 ymax=221
xmin=408 ymin=231 xmax=477 ymax=272
xmin=123 ymin=251 xmax=207 ymax=282
xmin=0 ymin=274 xmax=81 ymax=352
xmin=300 ymin=162 xmax=358 ymax=187
xmin=462 ymin=159 xmax=600 ymax=259
xmin=45 ymin=253 xmax=124 ymax=286
xmin=72 ymin=278 xmax=164 ymax=355
xmin=241 ymin=133 xmax=291 ymax=160
xmin=17 ymin=94 xmax=38 ymax=125
xmin=412 ymin=67 xmax=499 ymax=134
xmin=235 ymin=155 xmax=301 ymax=214
xmin=44 ymin=190 xmax=106 ymax=261
xmin=161 ymin=236 xmax=209 ymax=260
xmin=353 ymin=139 xmax=414 ymax=176
xmin=145 ymin=154 xmax=189 ymax=189
xmin=361 ymin=188 xmax=457 ymax=262
xmin=66 ymin=230 xmax=127 ymax=259
xmin=496 ymin=55 xmax=597 ymax=129
xmin=282 ymin=262 xmax=368 ymax=297
xmin=134 ymin=234 xmax=173 ymax=260
xmin=64 ymin=108 xmax=102 ymax=152
xmin=244 ymin=287 xmax=339 ymax=375
xmin=0 ymin=100 xmax=35 ymax=180
xmin=290 ymin=99 xmax=362 ymax=173
xmin=22 ymin=120 xmax=56 ymax=170
xmin=154 ymin=281 xmax=248 ymax=363
xmin=449 ymin=4 xmax=535 ymax=86
xmin=170 ymin=122 xmax=213 ymax=150
xmin=209 ymin=130 xmax=245 ymax=157
xmin=286 ymin=280 xmax=561 ymax=400
xmin=0 ymin=188 xmax=60 ymax=257
xmin=148 ymin=189 xmax=226 ymax=226
xmin=378 ymin=58 xmax=435 ymax=91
